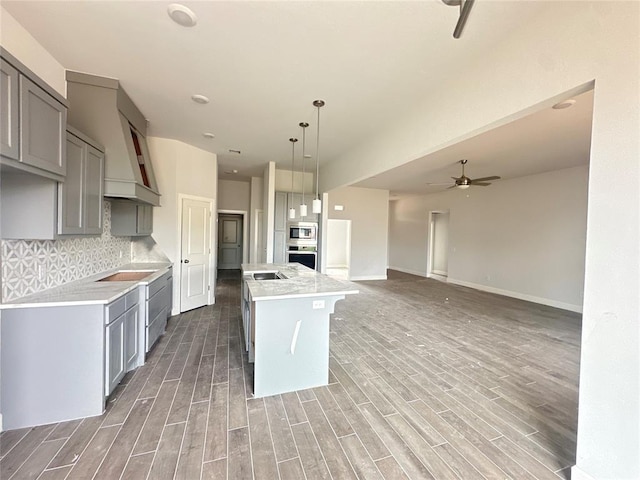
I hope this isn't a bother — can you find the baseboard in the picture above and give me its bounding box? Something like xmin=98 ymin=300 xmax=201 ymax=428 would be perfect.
xmin=387 ymin=266 xmax=427 ymax=277
xmin=350 ymin=274 xmax=387 ymax=281
xmin=447 ymin=278 xmax=583 ymax=313
xmin=570 ymin=465 xmax=596 ymax=480
xmin=326 ymin=264 xmax=348 ymax=269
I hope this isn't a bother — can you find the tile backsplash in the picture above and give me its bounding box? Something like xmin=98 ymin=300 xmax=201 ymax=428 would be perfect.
xmin=1 ymin=201 xmax=132 ymax=302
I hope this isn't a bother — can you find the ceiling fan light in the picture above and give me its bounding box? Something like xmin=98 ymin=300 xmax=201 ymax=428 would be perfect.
xmin=457 ymin=184 xmax=470 ymax=189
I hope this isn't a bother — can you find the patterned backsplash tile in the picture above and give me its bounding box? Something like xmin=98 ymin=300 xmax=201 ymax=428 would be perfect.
xmin=1 ymin=201 xmax=132 ymax=302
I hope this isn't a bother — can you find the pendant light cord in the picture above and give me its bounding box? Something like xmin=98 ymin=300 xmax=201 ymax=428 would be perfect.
xmin=315 ymin=106 xmax=321 ymax=201
xmin=300 ymin=122 xmax=309 ymax=209
xmin=290 ymin=138 xmax=297 ymax=196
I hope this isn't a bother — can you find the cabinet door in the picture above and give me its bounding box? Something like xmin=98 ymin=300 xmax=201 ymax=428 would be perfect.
xmin=19 ymin=75 xmax=66 ymax=176
xmin=274 ymin=230 xmax=287 ymax=264
xmin=84 ymin=145 xmax=104 ymax=234
xmin=105 ymin=315 xmax=125 ymax=396
xmin=124 ymin=306 xmax=139 ymax=371
xmin=274 ymin=192 xmax=288 ymax=230
xmin=137 ymin=204 xmax=153 ymax=235
xmin=58 ymin=133 xmax=85 ymax=234
xmin=0 ymin=60 xmax=19 ymax=160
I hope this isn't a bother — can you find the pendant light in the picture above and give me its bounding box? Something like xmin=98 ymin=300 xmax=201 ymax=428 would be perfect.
xmin=288 ymin=138 xmax=298 ymax=219
xmin=299 ymin=122 xmax=309 ymax=218
xmin=312 ymin=100 xmax=325 ymax=214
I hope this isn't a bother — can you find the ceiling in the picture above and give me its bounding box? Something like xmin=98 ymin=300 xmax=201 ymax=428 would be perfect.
xmin=356 ymin=89 xmax=594 ymax=195
xmin=2 ymin=0 xmax=564 ymax=184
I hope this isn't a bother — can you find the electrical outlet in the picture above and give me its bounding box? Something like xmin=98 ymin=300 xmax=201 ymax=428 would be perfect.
xmin=312 ymin=300 xmax=325 ymax=309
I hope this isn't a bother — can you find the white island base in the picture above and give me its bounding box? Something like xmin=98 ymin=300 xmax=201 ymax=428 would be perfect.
xmin=253 ymin=294 xmax=345 ymax=398
xmin=242 ymin=263 xmax=358 ymax=398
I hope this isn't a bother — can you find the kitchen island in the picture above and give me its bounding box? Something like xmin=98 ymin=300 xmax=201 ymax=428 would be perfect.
xmin=242 ymin=263 xmax=358 ymax=398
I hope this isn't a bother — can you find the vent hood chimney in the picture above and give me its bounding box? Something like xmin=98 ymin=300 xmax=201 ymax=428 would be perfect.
xmin=65 ymin=71 xmax=160 ymax=206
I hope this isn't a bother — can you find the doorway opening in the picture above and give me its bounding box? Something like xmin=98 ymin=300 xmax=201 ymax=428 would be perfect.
xmin=428 ymin=211 xmax=449 ymax=280
xmin=217 ymin=211 xmax=247 ymax=270
xmin=325 ymin=219 xmax=351 ymax=280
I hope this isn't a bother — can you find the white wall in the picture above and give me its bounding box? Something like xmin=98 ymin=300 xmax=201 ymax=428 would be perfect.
xmin=389 ymin=166 xmax=588 ymax=312
xmin=326 ymin=187 xmax=388 ymax=280
xmin=321 ymin=4 xmax=639 ymax=477
xmin=326 ymin=219 xmax=349 ymax=268
xmin=147 ymin=137 xmax=217 ymax=314
xmin=431 ymin=212 xmax=449 ymax=275
xmin=274 ymin=169 xmax=314 ymax=194
xmin=262 ymin=162 xmax=276 ymax=263
xmin=249 ymin=176 xmax=263 ymax=263
xmin=0 ymin=7 xmax=65 ymax=96
xmin=218 ymin=179 xmax=250 ymax=211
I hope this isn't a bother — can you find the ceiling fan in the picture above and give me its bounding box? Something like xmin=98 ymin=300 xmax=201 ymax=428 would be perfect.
xmin=429 ymin=159 xmax=501 ymax=189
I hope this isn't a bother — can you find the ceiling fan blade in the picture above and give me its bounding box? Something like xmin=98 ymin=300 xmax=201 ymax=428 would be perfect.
xmin=446 ymin=184 xmax=458 ymax=189
xmin=426 ymin=182 xmax=453 ymax=186
xmin=471 ymin=176 xmax=501 ymax=182
xmin=470 ymin=182 xmax=492 ymax=186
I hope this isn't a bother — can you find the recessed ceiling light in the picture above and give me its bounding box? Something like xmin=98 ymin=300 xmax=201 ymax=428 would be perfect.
xmin=202 ymin=132 xmax=215 ymax=139
xmin=168 ymin=4 xmax=197 ymax=27
xmin=304 ymin=154 xmax=312 ymax=158
xmin=552 ymin=99 xmax=576 ymax=110
xmin=191 ymin=94 xmax=209 ymax=104
xmin=233 ymin=169 xmax=238 ymax=174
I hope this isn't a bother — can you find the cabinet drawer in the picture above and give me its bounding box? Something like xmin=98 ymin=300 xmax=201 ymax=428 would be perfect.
xmin=124 ymin=289 xmax=139 ymax=310
xmin=147 ymin=307 xmax=167 ymax=352
xmin=106 ymin=296 xmax=126 ymax=324
xmin=148 ymin=270 xmax=170 ymax=298
xmin=147 ymin=286 xmax=166 ymax=324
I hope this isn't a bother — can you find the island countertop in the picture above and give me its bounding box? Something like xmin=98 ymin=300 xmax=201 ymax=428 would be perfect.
xmin=242 ymin=263 xmax=359 ymax=301
xmin=0 ymin=262 xmax=172 ymax=309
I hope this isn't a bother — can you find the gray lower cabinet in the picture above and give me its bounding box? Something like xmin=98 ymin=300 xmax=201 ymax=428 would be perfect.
xmin=0 ymin=50 xmax=68 ymax=181
xmin=58 ymin=128 xmax=105 ymax=235
xmin=142 ymin=268 xmax=172 ymax=352
xmin=111 ymin=201 xmax=153 ymax=236
xmin=105 ymin=289 xmax=140 ymax=396
xmin=0 ymin=288 xmax=140 ymax=430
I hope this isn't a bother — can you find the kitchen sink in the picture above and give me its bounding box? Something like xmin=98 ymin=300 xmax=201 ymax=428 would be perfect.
xmin=97 ymin=271 xmax=154 ymax=282
xmin=252 ymin=272 xmax=287 ymax=280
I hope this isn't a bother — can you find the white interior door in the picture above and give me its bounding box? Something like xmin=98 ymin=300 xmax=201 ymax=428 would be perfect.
xmin=218 ymin=214 xmax=243 ymax=269
xmin=180 ymin=198 xmax=211 ymax=312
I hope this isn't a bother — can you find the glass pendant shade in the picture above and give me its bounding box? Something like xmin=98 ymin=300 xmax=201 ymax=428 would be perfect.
xmin=289 ymin=207 xmax=296 ymax=219
xmin=312 ymin=198 xmax=321 ymax=214
xmin=299 ymin=203 xmax=308 ymax=217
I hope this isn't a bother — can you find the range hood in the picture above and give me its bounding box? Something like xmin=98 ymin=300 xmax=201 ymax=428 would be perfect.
xmin=66 ymin=71 xmax=160 ymax=206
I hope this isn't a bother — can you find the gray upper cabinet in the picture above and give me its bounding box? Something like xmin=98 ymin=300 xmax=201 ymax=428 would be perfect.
xmin=58 ymin=128 xmax=104 ymax=235
xmin=0 ymin=49 xmax=68 ymax=182
xmin=0 ymin=60 xmax=19 ymax=160
xmin=110 ymin=201 xmax=153 ymax=236
xmin=19 ymin=75 xmax=66 ymax=176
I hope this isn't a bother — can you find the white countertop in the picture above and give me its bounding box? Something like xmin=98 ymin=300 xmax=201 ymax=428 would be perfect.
xmin=242 ymin=263 xmax=359 ymax=301
xmin=0 ymin=263 xmax=172 ymax=309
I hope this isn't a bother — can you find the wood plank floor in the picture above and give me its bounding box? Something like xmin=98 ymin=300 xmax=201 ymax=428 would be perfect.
xmin=0 ymin=269 xmax=581 ymax=479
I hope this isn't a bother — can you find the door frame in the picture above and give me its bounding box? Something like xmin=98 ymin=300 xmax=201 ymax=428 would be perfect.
xmin=177 ymin=193 xmax=216 ymax=312
xmin=427 ymin=210 xmax=449 ymax=281
xmin=217 ymin=209 xmax=248 ymax=269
